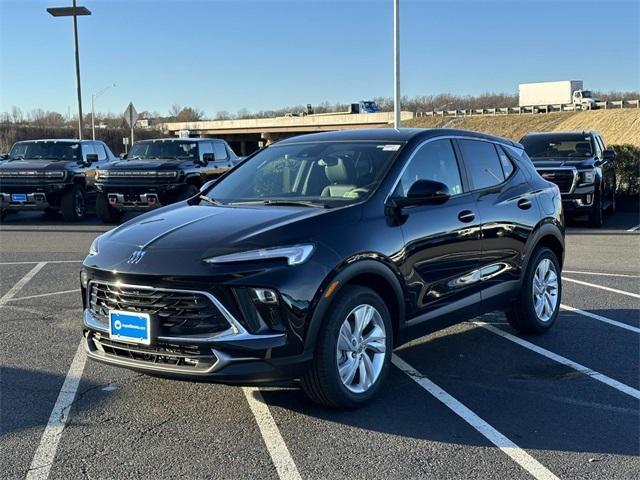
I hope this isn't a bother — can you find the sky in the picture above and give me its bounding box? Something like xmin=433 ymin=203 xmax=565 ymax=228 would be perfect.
xmin=1 ymin=0 xmax=638 ymax=117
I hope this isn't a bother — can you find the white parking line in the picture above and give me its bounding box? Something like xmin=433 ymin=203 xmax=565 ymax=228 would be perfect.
xmin=26 ymin=341 xmax=87 ymax=480
xmin=563 ymin=277 xmax=640 ymax=299
xmin=242 ymin=387 xmax=302 ymax=480
xmin=392 ymin=354 xmax=560 ymax=480
xmin=0 ymin=260 xmax=82 ymax=265
xmin=627 ymin=224 xmax=640 ymax=232
xmin=561 ymin=304 xmax=640 ymax=333
xmin=563 ymin=270 xmax=640 ymax=279
xmin=0 ymin=262 xmax=47 ymax=306
xmin=8 ymin=289 xmax=79 ymax=302
xmin=476 ymin=322 xmax=640 ymax=400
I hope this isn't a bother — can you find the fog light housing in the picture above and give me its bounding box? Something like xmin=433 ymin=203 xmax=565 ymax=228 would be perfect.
xmin=251 ymin=288 xmax=279 ymax=304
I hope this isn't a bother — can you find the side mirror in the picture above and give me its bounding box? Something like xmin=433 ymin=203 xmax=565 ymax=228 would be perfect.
xmin=0 ymin=153 xmax=8 ymax=160
xmin=199 ymin=179 xmax=216 ymax=193
xmin=202 ymin=153 xmax=214 ymax=164
xmin=602 ymin=149 xmax=616 ymax=161
xmin=119 ymin=153 xmax=127 ymax=160
xmin=392 ymin=180 xmax=451 ymax=208
xmin=86 ymin=154 xmax=99 ymax=164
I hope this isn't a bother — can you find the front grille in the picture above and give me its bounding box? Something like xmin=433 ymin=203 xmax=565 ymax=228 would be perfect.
xmin=89 ymin=282 xmax=230 ymax=336
xmin=89 ymin=331 xmax=218 ymax=371
xmin=537 ymin=169 xmax=576 ymax=193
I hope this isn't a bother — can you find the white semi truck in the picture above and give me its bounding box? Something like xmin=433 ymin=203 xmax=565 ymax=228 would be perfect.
xmin=518 ymin=81 xmax=599 ymax=109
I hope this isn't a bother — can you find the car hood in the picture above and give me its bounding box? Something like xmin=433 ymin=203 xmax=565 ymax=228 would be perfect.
xmin=87 ymin=202 xmax=333 ymax=273
xmin=531 ymin=157 xmax=595 ymax=169
xmin=103 ymin=159 xmax=190 ymax=170
xmin=0 ymin=159 xmax=77 ymax=171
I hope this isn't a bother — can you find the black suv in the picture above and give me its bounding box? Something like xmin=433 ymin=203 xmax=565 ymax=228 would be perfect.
xmin=520 ymin=131 xmax=616 ymax=227
xmin=0 ymin=139 xmax=116 ymax=221
xmin=81 ymin=128 xmax=564 ymax=408
xmin=91 ymin=138 xmax=239 ymax=223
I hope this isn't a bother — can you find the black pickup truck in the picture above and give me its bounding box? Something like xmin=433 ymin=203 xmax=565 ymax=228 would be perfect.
xmin=0 ymin=139 xmax=117 ymax=221
xmin=91 ymin=138 xmax=239 ymax=223
xmin=520 ymin=131 xmax=616 ymax=228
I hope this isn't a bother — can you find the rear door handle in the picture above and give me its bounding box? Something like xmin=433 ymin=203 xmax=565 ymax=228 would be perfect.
xmin=517 ymin=198 xmax=532 ymax=210
xmin=458 ymin=210 xmax=475 ymax=223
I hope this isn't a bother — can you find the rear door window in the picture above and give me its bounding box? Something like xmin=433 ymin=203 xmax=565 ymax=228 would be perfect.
xmin=457 ymin=140 xmax=505 ymax=190
xmin=213 ymin=142 xmax=228 ymax=161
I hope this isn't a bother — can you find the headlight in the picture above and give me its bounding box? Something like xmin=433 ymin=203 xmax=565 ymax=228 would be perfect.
xmin=203 ymin=244 xmax=315 ymax=266
xmin=44 ymin=171 xmax=65 ymax=178
xmin=88 ymin=235 xmax=102 ymax=256
xmin=156 ymin=171 xmax=178 ymax=178
xmin=95 ymin=170 xmax=107 ymax=179
xmin=580 ymin=170 xmax=596 ymax=184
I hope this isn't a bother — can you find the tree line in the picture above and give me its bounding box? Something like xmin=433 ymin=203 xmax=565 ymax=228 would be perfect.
xmin=1 ymin=90 xmax=638 ymax=127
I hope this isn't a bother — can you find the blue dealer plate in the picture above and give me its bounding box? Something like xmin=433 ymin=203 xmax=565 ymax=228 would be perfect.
xmin=109 ymin=310 xmax=151 ymax=345
xmin=11 ymin=194 xmax=27 ymax=202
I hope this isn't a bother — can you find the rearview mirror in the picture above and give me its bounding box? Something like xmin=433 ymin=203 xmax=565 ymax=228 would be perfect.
xmin=392 ymin=180 xmax=451 ymax=208
xmin=602 ymin=149 xmax=616 ymax=161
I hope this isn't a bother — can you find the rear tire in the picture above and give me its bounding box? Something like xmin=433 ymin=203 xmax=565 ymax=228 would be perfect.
xmin=60 ymin=185 xmax=86 ymax=221
xmin=96 ymin=193 xmax=124 ymax=224
xmin=506 ymin=247 xmax=561 ymax=334
xmin=301 ymin=286 xmax=393 ymax=409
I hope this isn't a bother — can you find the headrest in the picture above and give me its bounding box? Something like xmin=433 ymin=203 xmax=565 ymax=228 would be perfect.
xmin=322 ymin=157 xmax=354 ymax=184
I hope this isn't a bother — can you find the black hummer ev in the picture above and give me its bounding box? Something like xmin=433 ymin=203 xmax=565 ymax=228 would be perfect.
xmin=0 ymin=139 xmax=117 ymax=221
xmin=520 ymin=131 xmax=616 ymax=228
xmin=92 ymin=138 xmax=239 ymax=223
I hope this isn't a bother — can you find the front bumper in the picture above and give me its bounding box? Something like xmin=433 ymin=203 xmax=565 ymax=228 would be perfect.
xmin=0 ymin=192 xmax=50 ymax=211
xmin=95 ymin=182 xmax=182 ymax=211
xmin=561 ymin=185 xmax=596 ymax=213
xmin=82 ymin=279 xmax=310 ymax=384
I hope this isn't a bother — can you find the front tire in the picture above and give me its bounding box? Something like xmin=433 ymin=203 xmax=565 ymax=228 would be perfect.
xmin=506 ymin=247 xmax=561 ymax=334
xmin=60 ymin=185 xmax=86 ymax=221
xmin=301 ymin=286 xmax=393 ymax=409
xmin=587 ymin=191 xmax=603 ymax=228
xmin=96 ymin=193 xmax=124 ymax=224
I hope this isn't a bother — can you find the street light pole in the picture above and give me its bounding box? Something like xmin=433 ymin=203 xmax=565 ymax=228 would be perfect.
xmin=393 ymin=0 xmax=401 ymax=130
xmin=71 ymin=0 xmax=83 ymax=139
xmin=47 ymin=1 xmax=91 ymax=140
xmin=91 ymin=83 xmax=116 ymax=140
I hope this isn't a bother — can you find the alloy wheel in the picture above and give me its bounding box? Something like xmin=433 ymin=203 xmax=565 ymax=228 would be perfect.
xmin=532 ymin=258 xmax=559 ymax=322
xmin=74 ymin=190 xmax=85 ymax=217
xmin=336 ymin=304 xmax=386 ymax=394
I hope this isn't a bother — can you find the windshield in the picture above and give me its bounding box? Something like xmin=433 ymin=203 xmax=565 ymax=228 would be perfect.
xmin=582 ymin=90 xmax=593 ymax=98
xmin=520 ymin=136 xmax=593 ymax=158
xmin=9 ymin=141 xmax=80 ymax=161
xmin=203 ymin=141 xmax=403 ymax=207
xmin=128 ymin=141 xmax=198 ymax=160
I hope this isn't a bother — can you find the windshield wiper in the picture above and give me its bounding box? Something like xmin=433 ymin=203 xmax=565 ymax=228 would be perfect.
xmin=198 ymin=195 xmax=223 ymax=206
xmin=263 ymin=200 xmax=329 ymax=208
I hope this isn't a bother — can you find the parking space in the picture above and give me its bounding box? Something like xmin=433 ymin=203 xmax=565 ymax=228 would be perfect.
xmin=1 ymin=213 xmax=639 ymax=480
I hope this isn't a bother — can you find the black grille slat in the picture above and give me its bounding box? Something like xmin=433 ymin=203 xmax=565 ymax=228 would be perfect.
xmin=89 ymin=282 xmax=229 ymax=336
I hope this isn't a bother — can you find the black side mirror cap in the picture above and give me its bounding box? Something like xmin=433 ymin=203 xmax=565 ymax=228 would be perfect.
xmin=202 ymin=153 xmax=214 ymax=164
xmin=602 ymin=149 xmax=616 ymax=161
xmin=86 ymin=154 xmax=99 ymax=164
xmin=391 ymin=179 xmax=451 ymax=208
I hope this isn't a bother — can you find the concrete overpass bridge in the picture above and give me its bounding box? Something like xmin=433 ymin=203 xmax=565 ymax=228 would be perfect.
xmin=160 ymin=111 xmax=414 ymax=155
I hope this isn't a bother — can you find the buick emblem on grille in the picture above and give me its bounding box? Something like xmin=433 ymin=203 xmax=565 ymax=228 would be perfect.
xmin=127 ymin=250 xmax=146 ymax=264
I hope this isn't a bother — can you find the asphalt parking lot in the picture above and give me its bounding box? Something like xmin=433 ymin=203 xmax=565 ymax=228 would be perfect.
xmin=1 ymin=212 xmax=639 ymax=480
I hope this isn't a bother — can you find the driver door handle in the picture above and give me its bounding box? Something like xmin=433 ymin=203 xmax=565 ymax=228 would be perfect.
xmin=517 ymin=198 xmax=532 ymax=210
xmin=458 ymin=210 xmax=475 ymax=223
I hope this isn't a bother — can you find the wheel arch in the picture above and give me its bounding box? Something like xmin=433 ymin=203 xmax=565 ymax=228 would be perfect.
xmin=524 ymin=220 xmax=565 ymax=274
xmin=304 ymin=258 xmax=406 ymax=354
